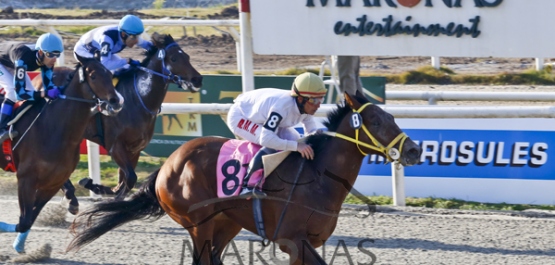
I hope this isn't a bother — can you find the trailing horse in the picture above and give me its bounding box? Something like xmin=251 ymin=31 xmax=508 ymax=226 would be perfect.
xmin=35 ymin=32 xmax=202 ymax=201
xmin=67 ymin=92 xmax=421 ymax=264
xmin=0 ymin=54 xmax=123 ymax=253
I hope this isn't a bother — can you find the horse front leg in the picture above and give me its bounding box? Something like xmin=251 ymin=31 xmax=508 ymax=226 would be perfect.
xmin=11 ymin=176 xmax=38 ymax=253
xmin=13 ymin=187 xmax=62 ymax=253
xmin=111 ymin=144 xmax=140 ymax=201
xmin=61 ymin=179 xmax=79 ymax=215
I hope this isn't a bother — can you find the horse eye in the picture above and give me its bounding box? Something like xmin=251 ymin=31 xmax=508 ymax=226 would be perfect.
xmin=171 ymin=56 xmax=177 ymax=62
xmin=372 ymin=121 xmax=380 ymax=127
xmin=90 ymin=74 xmax=96 ymax=80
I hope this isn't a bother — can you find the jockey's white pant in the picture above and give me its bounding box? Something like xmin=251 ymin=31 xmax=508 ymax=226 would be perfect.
xmin=0 ymin=64 xmax=35 ymax=102
xmin=227 ymin=104 xmax=301 ymax=147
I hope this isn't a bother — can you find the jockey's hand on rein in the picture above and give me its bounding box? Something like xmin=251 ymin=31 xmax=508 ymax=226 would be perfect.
xmin=297 ymin=142 xmax=315 ymax=160
xmin=45 ymin=86 xmax=62 ymax=99
xmin=128 ymin=59 xmax=140 ymax=68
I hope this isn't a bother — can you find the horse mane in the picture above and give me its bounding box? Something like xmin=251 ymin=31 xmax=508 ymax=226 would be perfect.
xmin=306 ymin=94 xmax=370 ymax=152
xmin=142 ymin=33 xmax=176 ymax=66
xmin=62 ymin=58 xmax=96 ymax=87
xmin=61 ymin=63 xmax=86 ymax=88
xmin=115 ymin=33 xmax=176 ymax=80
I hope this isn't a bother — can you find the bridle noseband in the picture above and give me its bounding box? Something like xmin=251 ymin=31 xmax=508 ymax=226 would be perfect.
xmin=136 ymin=42 xmax=194 ymax=91
xmin=323 ymin=103 xmax=408 ymax=162
xmin=132 ymin=42 xmax=195 ymax=115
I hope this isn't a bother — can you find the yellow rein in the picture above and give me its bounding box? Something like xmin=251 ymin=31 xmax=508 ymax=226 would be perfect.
xmin=323 ymin=103 xmax=408 ymax=162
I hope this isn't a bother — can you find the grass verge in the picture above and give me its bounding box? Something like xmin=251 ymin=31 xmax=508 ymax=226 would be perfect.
xmin=276 ymin=65 xmax=555 ymax=85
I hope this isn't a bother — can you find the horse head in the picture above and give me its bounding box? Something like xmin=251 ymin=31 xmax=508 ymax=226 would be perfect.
xmin=74 ymin=53 xmax=124 ymax=115
xmin=336 ymin=91 xmax=421 ymax=166
xmin=146 ymin=32 xmax=203 ymax=92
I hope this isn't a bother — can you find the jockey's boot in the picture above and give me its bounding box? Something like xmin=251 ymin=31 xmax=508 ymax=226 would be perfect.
xmin=0 ymin=100 xmax=15 ymax=143
xmin=238 ymin=147 xmax=276 ymax=199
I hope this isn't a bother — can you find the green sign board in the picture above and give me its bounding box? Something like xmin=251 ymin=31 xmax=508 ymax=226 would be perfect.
xmin=144 ymin=75 xmax=385 ymax=157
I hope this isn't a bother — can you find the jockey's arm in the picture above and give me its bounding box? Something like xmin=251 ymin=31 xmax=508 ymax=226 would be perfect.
xmin=258 ymin=111 xmax=298 ymax=151
xmin=136 ymin=38 xmax=154 ymax=51
xmin=302 ymin=115 xmax=320 ymax=135
xmin=13 ymin=60 xmax=41 ymax=101
xmin=98 ymin=37 xmax=127 ymax=71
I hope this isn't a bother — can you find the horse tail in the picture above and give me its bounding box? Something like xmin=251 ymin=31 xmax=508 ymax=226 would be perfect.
xmin=66 ymin=168 xmax=165 ymax=252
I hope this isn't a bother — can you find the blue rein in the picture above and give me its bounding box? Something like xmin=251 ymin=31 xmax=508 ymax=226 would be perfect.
xmin=132 ymin=42 xmax=180 ymax=116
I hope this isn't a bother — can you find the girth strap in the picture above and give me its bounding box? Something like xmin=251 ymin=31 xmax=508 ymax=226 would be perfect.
xmin=252 ymin=199 xmax=268 ymax=242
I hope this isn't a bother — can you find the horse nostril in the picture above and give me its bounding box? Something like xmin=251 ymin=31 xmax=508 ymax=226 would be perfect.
xmin=109 ymin=98 xmax=119 ymax=105
xmin=408 ymin=147 xmax=422 ymax=160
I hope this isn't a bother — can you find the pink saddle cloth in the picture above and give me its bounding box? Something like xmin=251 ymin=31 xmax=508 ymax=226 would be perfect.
xmin=216 ymin=139 xmax=264 ymax=198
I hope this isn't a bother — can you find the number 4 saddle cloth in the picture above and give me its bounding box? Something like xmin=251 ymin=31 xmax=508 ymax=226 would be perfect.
xmin=216 ymin=139 xmax=294 ymax=198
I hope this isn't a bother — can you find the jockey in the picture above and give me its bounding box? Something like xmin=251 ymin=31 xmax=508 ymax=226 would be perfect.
xmin=226 ymin=72 xmax=327 ymax=198
xmin=73 ymin=14 xmax=153 ymax=75
xmin=0 ymin=33 xmax=64 ymax=143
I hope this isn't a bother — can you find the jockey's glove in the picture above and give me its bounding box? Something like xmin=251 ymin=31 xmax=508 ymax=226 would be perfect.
xmin=128 ymin=59 xmax=141 ymax=68
xmin=46 ymin=86 xmax=61 ymax=99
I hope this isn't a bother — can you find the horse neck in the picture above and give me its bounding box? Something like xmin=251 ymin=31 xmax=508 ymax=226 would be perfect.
xmin=312 ymin=128 xmax=367 ymax=207
xmin=132 ymin=59 xmax=171 ymax=113
xmin=53 ymin=78 xmax=96 ymax=141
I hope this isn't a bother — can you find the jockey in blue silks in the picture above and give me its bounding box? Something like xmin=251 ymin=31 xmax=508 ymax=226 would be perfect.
xmin=0 ymin=33 xmax=64 ymax=142
xmin=74 ymin=14 xmax=154 ymax=75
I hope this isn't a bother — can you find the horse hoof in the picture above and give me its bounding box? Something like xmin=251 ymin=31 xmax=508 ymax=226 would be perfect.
xmin=67 ymin=204 xmax=79 ymax=215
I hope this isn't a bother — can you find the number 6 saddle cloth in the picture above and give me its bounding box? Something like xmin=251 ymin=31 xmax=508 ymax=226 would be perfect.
xmin=216 ymin=139 xmax=294 ymax=198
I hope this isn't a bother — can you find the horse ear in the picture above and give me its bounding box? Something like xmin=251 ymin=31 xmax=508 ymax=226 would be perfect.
xmin=75 ymin=53 xmax=86 ymax=64
xmin=344 ymin=92 xmax=361 ymax=110
xmin=151 ymin=32 xmax=160 ymax=45
xmin=355 ymin=89 xmax=365 ymax=99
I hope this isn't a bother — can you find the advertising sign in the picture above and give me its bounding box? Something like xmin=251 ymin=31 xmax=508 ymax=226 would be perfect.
xmin=250 ymin=0 xmax=555 ymax=58
xmin=354 ymin=118 xmax=555 ymax=204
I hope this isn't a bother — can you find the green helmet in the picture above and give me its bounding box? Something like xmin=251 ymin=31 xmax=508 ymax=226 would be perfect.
xmin=291 ymin=72 xmax=327 ymax=98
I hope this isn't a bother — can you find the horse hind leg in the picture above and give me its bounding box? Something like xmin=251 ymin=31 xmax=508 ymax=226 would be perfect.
xmin=210 ymin=216 xmax=242 ymax=264
xmin=186 ymin=222 xmax=216 ymax=265
xmin=280 ymin=237 xmax=327 ymax=265
xmin=111 ymin=147 xmax=140 ymax=200
xmin=61 ymin=180 xmax=79 ymax=215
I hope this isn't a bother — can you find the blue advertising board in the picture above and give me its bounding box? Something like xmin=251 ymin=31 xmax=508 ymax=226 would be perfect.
xmin=361 ymin=128 xmax=551 ymax=180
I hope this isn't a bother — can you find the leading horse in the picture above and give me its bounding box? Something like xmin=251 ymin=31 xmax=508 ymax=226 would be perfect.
xmin=35 ymin=32 xmax=203 ymax=201
xmin=67 ymin=93 xmax=421 ymax=264
xmin=0 ymin=54 xmax=123 ymax=253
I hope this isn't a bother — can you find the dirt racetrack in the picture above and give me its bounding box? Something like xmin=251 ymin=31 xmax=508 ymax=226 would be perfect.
xmin=0 ymin=196 xmax=554 ymax=264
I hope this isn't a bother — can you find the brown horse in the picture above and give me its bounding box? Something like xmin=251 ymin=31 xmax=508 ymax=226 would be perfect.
xmin=67 ymin=92 xmax=421 ymax=264
xmin=0 ymin=54 xmax=123 ymax=253
xmin=35 ymin=33 xmax=203 ymax=201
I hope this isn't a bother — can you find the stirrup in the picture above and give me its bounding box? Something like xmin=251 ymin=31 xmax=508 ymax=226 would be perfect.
xmin=0 ymin=130 xmax=10 ymax=143
xmin=239 ymin=187 xmax=267 ymax=199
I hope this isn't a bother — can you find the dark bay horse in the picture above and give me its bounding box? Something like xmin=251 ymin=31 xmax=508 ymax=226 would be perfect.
xmin=0 ymin=54 xmax=123 ymax=253
xmin=36 ymin=33 xmax=203 ymax=200
xmin=67 ymin=93 xmax=421 ymax=264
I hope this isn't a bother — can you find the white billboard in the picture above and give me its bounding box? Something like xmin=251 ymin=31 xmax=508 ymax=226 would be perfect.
xmin=250 ymin=0 xmax=554 ymax=57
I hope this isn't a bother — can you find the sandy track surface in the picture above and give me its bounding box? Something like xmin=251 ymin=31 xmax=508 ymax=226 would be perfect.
xmin=0 ymin=197 xmax=554 ymax=264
